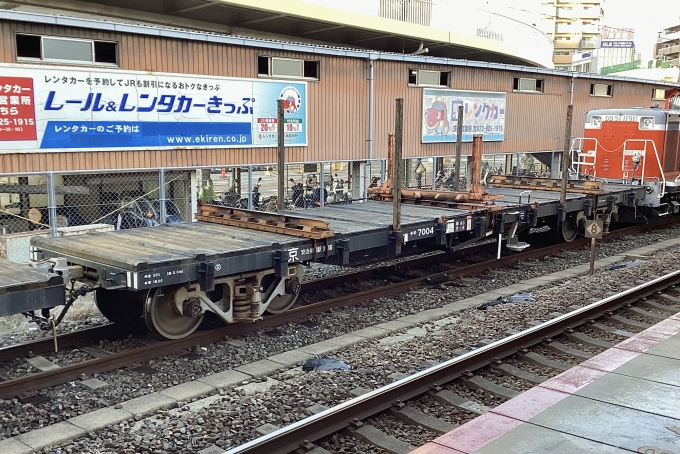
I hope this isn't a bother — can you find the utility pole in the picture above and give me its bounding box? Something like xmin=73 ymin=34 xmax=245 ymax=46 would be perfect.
xmin=560 ymin=104 xmax=573 ymax=204
xmin=393 ymin=98 xmax=404 ymax=232
xmin=454 ymin=105 xmax=464 ymax=191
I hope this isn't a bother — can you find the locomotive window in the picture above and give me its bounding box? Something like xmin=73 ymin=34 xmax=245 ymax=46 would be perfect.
xmin=513 ymin=77 xmax=544 ymax=93
xmin=590 ymin=83 xmax=614 ymax=97
xmin=408 ymin=70 xmax=450 ymax=87
xmin=16 ymin=34 xmax=118 ymax=66
xmin=258 ymin=56 xmax=320 ymax=80
xmin=652 ymin=88 xmax=667 ymax=100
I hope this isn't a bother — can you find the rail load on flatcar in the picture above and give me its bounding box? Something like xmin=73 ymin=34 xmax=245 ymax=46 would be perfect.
xmin=572 ymin=88 xmax=680 ymax=216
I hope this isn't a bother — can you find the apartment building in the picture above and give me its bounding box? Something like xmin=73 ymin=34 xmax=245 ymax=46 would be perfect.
xmin=655 ymin=24 xmax=680 ymax=68
xmin=539 ymin=0 xmax=605 ymax=69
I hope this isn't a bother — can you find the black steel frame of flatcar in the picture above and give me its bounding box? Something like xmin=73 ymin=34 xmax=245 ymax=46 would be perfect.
xmin=0 ymin=259 xmax=64 ymax=317
xmin=494 ymin=186 xmax=646 ymax=228
xmin=23 ymin=185 xmax=648 ymax=303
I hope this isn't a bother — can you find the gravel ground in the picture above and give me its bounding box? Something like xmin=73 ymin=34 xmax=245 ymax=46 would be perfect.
xmin=1 ymin=227 xmax=679 ymax=449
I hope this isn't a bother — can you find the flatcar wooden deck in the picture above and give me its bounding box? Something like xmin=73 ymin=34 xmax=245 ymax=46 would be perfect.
xmin=485 ymin=183 xmax=636 ymax=206
xmin=29 ymin=184 xmax=645 ymax=293
xmin=0 ymin=258 xmax=64 ymax=316
xmin=30 ymin=202 xmax=474 ymax=291
xmin=32 ymin=202 xmax=470 ymax=270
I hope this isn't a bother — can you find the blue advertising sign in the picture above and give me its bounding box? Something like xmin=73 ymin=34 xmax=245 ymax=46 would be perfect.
xmin=600 ymin=40 xmax=635 ymax=48
xmin=422 ymin=89 xmax=506 ymax=143
xmin=0 ymin=64 xmax=307 ymax=153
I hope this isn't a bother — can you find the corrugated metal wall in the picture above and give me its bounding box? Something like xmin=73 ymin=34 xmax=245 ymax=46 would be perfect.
xmin=373 ymin=62 xmax=575 ymax=158
xmin=0 ymin=19 xmax=669 ymax=173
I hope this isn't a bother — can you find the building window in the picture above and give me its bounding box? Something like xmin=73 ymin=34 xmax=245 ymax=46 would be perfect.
xmin=16 ymin=34 xmax=117 ymax=65
xmin=408 ymin=69 xmax=450 ymax=87
xmin=257 ymin=56 xmax=319 ymax=79
xmin=513 ymin=77 xmax=544 ymax=93
xmin=652 ymin=88 xmax=667 ymax=100
xmin=591 ymin=83 xmax=614 ymax=97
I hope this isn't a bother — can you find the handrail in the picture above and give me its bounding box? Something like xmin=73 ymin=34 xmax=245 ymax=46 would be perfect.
xmin=623 ymin=139 xmax=666 ymax=198
xmin=570 ymin=137 xmax=599 ymax=177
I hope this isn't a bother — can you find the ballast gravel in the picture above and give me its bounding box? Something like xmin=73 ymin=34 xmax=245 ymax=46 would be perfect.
xmin=22 ymin=238 xmax=680 ymax=453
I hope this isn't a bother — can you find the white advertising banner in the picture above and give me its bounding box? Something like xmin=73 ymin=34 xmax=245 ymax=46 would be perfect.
xmin=422 ymin=88 xmax=506 ymax=143
xmin=0 ymin=63 xmax=308 ymax=153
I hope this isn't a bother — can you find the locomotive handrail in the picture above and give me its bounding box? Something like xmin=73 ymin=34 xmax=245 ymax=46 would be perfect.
xmin=569 ymin=137 xmax=599 ymax=177
xmin=622 ymin=139 xmax=666 ymax=198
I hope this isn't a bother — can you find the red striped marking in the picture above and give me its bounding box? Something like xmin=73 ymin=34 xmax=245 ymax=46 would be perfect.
xmin=430 ymin=413 xmax=524 ymax=452
xmin=411 ymin=312 xmax=680 ymax=453
xmin=409 ymin=444 xmax=466 ymax=454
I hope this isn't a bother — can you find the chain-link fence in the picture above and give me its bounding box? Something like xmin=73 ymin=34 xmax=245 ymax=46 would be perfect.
xmin=0 ymin=169 xmax=192 ymax=262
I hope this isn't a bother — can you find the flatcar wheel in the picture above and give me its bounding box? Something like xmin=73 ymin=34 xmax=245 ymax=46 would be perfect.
xmin=94 ymin=289 xmax=147 ymax=325
xmin=559 ymin=218 xmax=578 ymax=243
xmin=266 ymin=277 xmax=301 ymax=314
xmin=144 ymin=286 xmax=204 ymax=340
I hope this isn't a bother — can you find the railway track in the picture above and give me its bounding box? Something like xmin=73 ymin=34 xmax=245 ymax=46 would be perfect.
xmin=0 ymin=220 xmax=674 ymax=399
xmin=225 ymin=270 xmax=680 ymax=454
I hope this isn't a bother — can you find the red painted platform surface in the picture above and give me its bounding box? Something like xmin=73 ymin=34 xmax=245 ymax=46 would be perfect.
xmin=412 ymin=312 xmax=680 ymax=454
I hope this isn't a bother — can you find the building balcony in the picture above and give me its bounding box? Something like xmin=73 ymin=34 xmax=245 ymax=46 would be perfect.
xmin=580 ymin=24 xmax=600 ymax=34
xmin=553 ymin=54 xmax=574 ymax=64
xmin=554 ymin=40 xmax=581 ymax=49
xmin=658 ymin=44 xmax=680 ymax=58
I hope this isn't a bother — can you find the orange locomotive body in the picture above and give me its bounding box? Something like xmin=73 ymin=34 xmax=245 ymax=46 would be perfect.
xmin=576 ymin=89 xmax=680 ymax=211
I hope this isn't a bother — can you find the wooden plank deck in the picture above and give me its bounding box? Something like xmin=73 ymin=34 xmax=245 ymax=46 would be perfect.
xmin=31 ymin=222 xmax=303 ymax=271
xmin=0 ymin=258 xmax=62 ymax=294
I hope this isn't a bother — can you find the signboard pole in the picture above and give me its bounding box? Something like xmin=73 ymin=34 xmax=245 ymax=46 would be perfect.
xmin=590 ymin=237 xmax=596 ymax=276
xmin=560 ymin=104 xmax=574 ymax=204
xmin=393 ymin=98 xmax=404 ymax=233
xmin=585 ymin=219 xmax=603 ymax=275
xmin=277 ymin=99 xmax=285 ymax=212
xmin=454 ymin=105 xmax=463 ymax=191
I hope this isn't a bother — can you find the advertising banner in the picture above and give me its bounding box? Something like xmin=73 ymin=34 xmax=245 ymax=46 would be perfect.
xmin=422 ymin=89 xmax=506 ymax=143
xmin=600 ymin=26 xmax=635 ymax=49
xmin=600 ymin=40 xmax=635 ymax=48
xmin=0 ymin=64 xmax=307 ymax=153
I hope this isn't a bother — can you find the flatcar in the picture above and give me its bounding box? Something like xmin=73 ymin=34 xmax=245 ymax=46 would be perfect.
xmin=574 ymin=88 xmax=680 ymax=214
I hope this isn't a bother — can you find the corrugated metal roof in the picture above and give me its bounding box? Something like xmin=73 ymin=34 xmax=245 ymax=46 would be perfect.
xmin=0 ymin=9 xmax=678 ymax=88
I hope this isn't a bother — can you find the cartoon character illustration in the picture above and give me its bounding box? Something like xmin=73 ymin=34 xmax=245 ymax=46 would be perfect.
xmin=425 ymin=96 xmax=449 ymax=135
xmin=279 ymin=87 xmax=302 ymax=114
xmin=283 ymin=96 xmax=298 ymax=112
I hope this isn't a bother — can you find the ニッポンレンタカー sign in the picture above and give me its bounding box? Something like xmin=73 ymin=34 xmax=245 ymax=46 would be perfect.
xmin=422 ymin=88 xmax=506 ymax=143
xmin=0 ymin=64 xmax=307 ymax=153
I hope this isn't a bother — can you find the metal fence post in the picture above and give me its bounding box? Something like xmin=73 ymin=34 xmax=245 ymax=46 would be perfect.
xmin=47 ymin=172 xmax=58 ymax=237
xmin=158 ymin=168 xmax=167 ymax=224
xmin=432 ymin=157 xmax=437 ymax=189
xmin=319 ymin=162 xmax=325 ymax=208
xmin=381 ymin=159 xmax=386 ymax=184
xmin=248 ymin=165 xmax=253 ymax=210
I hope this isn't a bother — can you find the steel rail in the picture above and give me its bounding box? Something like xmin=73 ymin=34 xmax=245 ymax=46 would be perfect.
xmin=0 ymin=221 xmax=673 ymax=398
xmin=225 ymin=269 xmax=680 ymax=454
xmin=0 ymin=323 xmax=147 ymax=363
